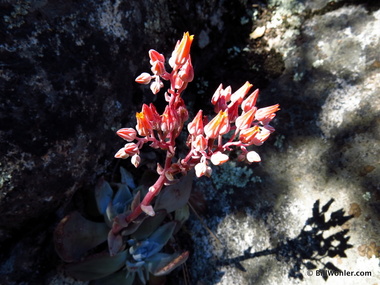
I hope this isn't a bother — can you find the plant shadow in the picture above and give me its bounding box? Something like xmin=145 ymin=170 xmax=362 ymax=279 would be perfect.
xmin=214 ymin=199 xmax=354 ymax=282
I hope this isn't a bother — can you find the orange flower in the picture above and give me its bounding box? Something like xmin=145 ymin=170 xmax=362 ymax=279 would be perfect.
xmin=204 ymin=110 xmax=230 ymax=139
xmin=235 ymin=108 xmax=257 ymax=130
xmin=239 ymin=127 xmax=271 ymax=146
xmin=161 ymin=106 xmax=177 ymax=134
xmin=239 ymin=125 xmax=260 ymax=144
xmin=136 ymin=111 xmax=152 ymax=136
xmin=241 ymin=89 xmax=259 ymax=112
xmin=187 ymin=110 xmax=204 ymax=136
xmin=193 ymin=135 xmax=207 ymax=152
xmin=230 ymin=81 xmax=253 ymax=104
xmin=255 ymin=104 xmax=280 ymax=121
xmin=169 ymin=32 xmax=194 ymax=68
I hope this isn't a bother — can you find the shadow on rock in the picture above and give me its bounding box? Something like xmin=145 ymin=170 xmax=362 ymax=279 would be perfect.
xmin=216 ymin=199 xmax=353 ymax=281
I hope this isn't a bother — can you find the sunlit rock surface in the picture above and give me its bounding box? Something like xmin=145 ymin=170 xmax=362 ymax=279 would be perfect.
xmin=188 ymin=1 xmax=380 ymax=285
xmin=1 ymin=0 xmax=379 ymax=284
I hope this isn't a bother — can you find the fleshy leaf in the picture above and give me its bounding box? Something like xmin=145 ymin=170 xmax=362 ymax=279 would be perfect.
xmin=131 ymin=210 xmax=167 ymax=241
xmin=130 ymin=222 xmax=177 ymax=262
xmin=65 ymin=250 xmax=127 ymax=281
xmin=95 ymin=177 xmax=113 ymax=215
xmin=120 ymin=167 xmax=136 ymax=189
xmin=91 ymin=269 xmax=134 ymax=285
xmin=131 ymin=191 xmax=141 ymax=211
xmin=54 ymin=211 xmax=109 ymax=262
xmin=147 ymin=221 xmax=177 ymax=248
xmin=130 ymin=240 xmax=162 ymax=261
xmin=113 ymin=184 xmax=133 ymax=214
xmin=105 ymin=202 xmax=117 ymax=227
xmin=120 ymin=214 xmax=148 ymax=236
xmin=108 ymin=231 xmax=125 ymax=256
xmin=174 ymin=205 xmax=190 ymax=233
xmin=154 ymin=171 xmax=193 ymax=213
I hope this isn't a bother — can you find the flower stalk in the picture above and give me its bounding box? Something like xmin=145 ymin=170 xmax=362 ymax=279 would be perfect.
xmin=110 ymin=32 xmax=279 ymax=251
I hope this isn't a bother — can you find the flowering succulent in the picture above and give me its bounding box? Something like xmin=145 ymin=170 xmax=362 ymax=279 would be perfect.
xmin=110 ymin=32 xmax=279 ymax=249
xmin=54 ymin=167 xmax=191 ymax=284
xmin=55 ymin=32 xmax=279 ymax=284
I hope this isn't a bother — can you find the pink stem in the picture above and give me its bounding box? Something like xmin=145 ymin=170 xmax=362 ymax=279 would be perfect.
xmin=112 ymin=151 xmax=173 ymax=235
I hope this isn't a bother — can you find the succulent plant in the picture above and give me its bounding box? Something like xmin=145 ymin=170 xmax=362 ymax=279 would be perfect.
xmin=54 ymin=167 xmax=192 ymax=284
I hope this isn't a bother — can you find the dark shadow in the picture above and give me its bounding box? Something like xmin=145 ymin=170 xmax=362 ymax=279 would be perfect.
xmin=216 ymin=199 xmax=353 ymax=281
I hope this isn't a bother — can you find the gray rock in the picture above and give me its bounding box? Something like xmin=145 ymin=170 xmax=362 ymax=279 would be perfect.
xmin=1 ymin=0 xmax=379 ymax=284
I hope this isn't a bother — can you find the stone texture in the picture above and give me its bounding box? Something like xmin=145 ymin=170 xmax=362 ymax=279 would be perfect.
xmin=0 ymin=0 xmax=256 ymax=284
xmin=1 ymin=0 xmax=379 ymax=284
xmin=187 ymin=1 xmax=380 ymax=285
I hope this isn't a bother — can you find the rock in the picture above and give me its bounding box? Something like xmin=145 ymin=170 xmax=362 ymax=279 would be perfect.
xmin=187 ymin=1 xmax=380 ymax=285
xmin=0 ymin=0 xmax=257 ymax=283
xmin=1 ymin=0 xmax=379 ymax=284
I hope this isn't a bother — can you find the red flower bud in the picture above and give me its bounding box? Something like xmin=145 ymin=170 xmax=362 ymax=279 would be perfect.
xmin=149 ymin=49 xmax=165 ymax=64
xmin=116 ymin=128 xmax=137 ymax=141
xmin=135 ymin=72 xmax=152 ymax=85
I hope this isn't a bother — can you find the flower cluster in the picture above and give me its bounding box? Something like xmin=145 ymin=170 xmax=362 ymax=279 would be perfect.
xmin=112 ymin=32 xmax=279 ymax=232
xmin=184 ymin=81 xmax=279 ymax=177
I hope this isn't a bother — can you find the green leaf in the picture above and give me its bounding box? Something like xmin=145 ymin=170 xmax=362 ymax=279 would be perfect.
xmin=120 ymin=167 xmax=136 ymax=189
xmin=174 ymin=205 xmax=190 ymax=233
xmin=65 ymin=250 xmax=127 ymax=281
xmin=154 ymin=171 xmax=193 ymax=213
xmin=148 ymin=221 xmax=177 ymax=247
xmin=91 ymin=269 xmax=134 ymax=285
xmin=54 ymin=211 xmax=109 ymax=262
xmin=131 ymin=210 xmax=167 ymax=241
xmin=95 ymin=178 xmax=113 ymax=215
xmin=113 ymin=184 xmax=133 ymax=214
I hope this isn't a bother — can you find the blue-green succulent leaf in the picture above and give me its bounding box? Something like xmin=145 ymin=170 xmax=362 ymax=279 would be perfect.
xmin=154 ymin=171 xmax=193 ymax=213
xmin=137 ymin=267 xmax=147 ymax=284
xmin=130 ymin=240 xmax=162 ymax=261
xmin=148 ymin=221 xmax=177 ymax=247
xmin=54 ymin=211 xmax=109 ymax=262
xmin=91 ymin=269 xmax=134 ymax=285
xmin=174 ymin=205 xmax=190 ymax=233
xmin=95 ymin=178 xmax=113 ymax=215
xmin=113 ymin=184 xmax=133 ymax=214
xmin=130 ymin=221 xmax=176 ymax=262
xmin=65 ymin=250 xmax=127 ymax=281
xmin=175 ymin=204 xmax=190 ymax=224
xmin=105 ymin=202 xmax=117 ymax=227
xmin=125 ymin=259 xmax=146 ymax=284
xmin=125 ymin=272 xmax=136 ymax=285
xmin=120 ymin=167 xmax=136 ymax=189
xmin=126 ymin=259 xmax=145 ymax=271
xmin=108 ymin=231 xmax=125 ymax=256
xmin=131 ymin=210 xmax=167 ymax=241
